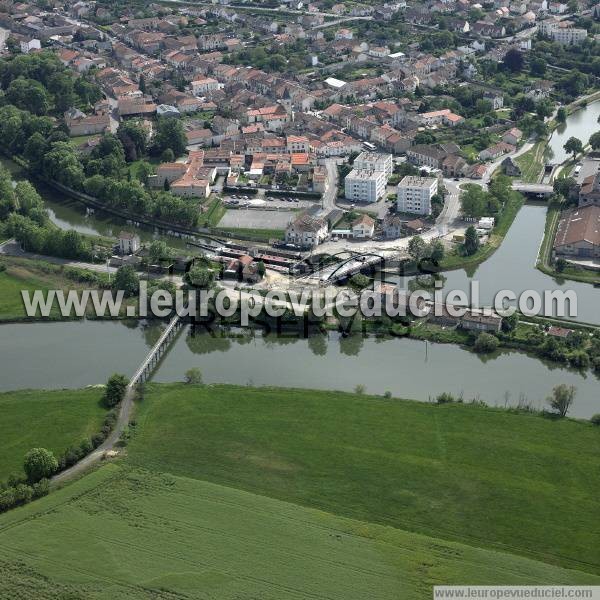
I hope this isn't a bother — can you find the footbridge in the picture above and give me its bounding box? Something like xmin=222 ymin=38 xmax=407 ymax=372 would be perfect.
xmin=298 ymin=252 xmax=387 ymax=283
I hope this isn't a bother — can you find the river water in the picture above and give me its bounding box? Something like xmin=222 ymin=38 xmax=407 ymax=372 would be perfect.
xmin=1 ymin=107 xmax=599 ymax=416
xmin=0 ymin=320 xmax=598 ymax=418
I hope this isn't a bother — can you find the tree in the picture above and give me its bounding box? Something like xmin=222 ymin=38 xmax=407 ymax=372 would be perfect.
xmin=553 ymin=177 xmax=577 ymax=199
xmin=6 ymin=77 xmax=50 ymax=115
xmin=556 ymin=107 xmax=567 ymax=123
xmin=113 ymin=264 xmax=139 ymax=297
xmin=555 ymin=257 xmax=567 ymax=272
xmin=184 ymin=264 xmax=214 ymax=288
xmin=118 ymin=120 xmax=148 ymax=162
xmin=148 ymin=240 xmax=174 ymax=265
xmin=463 ymin=226 xmax=480 ymax=256
xmin=461 ymin=185 xmax=487 ymax=218
xmin=501 ymin=312 xmax=519 ymax=333
xmin=529 ymin=56 xmax=546 ymax=77
xmin=589 ymin=131 xmax=600 ymax=151
xmin=429 ymin=240 xmax=445 ymax=262
xmin=473 ymin=332 xmax=499 ymax=353
xmin=23 ymin=448 xmax=58 ymax=483
xmin=563 ymin=136 xmax=583 ymax=159
xmin=103 ymin=373 xmax=128 ymax=408
xmin=503 ymin=48 xmax=524 ymax=73
xmin=408 ymin=236 xmax=427 ymax=261
xmin=546 ymin=384 xmax=576 ymax=418
xmin=153 ymin=117 xmax=187 ymax=158
xmin=184 ymin=368 xmax=203 ymax=384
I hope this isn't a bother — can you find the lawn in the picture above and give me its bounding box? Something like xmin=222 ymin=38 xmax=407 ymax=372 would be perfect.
xmin=0 ymin=464 xmax=597 ymax=599
xmin=0 ymin=388 xmax=106 ymax=481
xmin=126 ymin=384 xmax=600 ymax=576
xmin=0 ymin=263 xmax=60 ymax=321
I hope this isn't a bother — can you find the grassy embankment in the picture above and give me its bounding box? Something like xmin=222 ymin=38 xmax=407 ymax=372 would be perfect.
xmin=0 ymin=384 xmax=599 ymax=598
xmin=439 ymin=191 xmax=524 ymax=271
xmin=0 ymin=388 xmax=105 ymax=481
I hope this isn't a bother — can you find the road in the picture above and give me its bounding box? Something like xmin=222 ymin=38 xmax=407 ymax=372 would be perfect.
xmin=318 ymin=158 xmax=340 ymax=216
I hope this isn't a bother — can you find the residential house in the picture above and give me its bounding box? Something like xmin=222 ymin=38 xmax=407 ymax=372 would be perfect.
xmin=285 ymin=214 xmax=328 ymax=249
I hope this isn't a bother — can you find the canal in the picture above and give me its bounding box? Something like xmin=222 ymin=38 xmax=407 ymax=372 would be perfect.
xmin=546 ymin=99 xmax=600 ymax=165
xmin=391 ymin=204 xmax=600 ymax=324
xmin=0 ymin=320 xmax=598 ymax=419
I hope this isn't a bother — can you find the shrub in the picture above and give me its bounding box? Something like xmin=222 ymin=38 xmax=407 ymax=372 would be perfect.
xmin=473 ymin=332 xmax=499 ymax=354
xmin=436 ymin=392 xmax=455 ymax=404
xmin=590 ymin=414 xmax=600 ymax=426
xmin=32 ymin=478 xmax=50 ymax=499
xmin=184 ymin=368 xmax=203 ymax=384
xmin=91 ymin=432 xmax=105 ymax=448
xmin=79 ymin=438 xmax=93 ymax=456
xmin=354 ymin=384 xmax=366 ymax=395
xmin=383 ymin=391 xmax=392 ymax=399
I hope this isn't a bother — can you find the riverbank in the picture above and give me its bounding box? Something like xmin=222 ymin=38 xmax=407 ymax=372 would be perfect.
xmin=438 ymin=191 xmax=524 ymax=271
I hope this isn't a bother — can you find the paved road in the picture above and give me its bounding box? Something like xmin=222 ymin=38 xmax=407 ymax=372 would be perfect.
xmin=52 ymin=384 xmax=135 ymax=485
xmin=0 ymin=240 xmax=118 ymax=274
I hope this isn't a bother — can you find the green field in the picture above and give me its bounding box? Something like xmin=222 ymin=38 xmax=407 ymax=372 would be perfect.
xmin=0 ymin=388 xmax=106 ymax=480
xmin=0 ymin=265 xmax=59 ymax=321
xmin=128 ymin=385 xmax=600 ymax=574
xmin=0 ymin=384 xmax=599 ymax=598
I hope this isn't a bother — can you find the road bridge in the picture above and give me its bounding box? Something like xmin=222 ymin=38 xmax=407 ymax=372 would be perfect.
xmin=512 ymin=182 xmax=554 ymax=198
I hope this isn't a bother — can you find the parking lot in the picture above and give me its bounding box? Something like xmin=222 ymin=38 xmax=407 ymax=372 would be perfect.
xmin=224 ymin=194 xmax=317 ymax=210
xmin=217 ymin=209 xmax=296 ymax=230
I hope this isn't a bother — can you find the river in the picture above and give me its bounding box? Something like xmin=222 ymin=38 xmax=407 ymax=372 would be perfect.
xmin=0 ymin=320 xmax=598 ymax=418
xmin=546 ymin=99 xmax=600 ymax=165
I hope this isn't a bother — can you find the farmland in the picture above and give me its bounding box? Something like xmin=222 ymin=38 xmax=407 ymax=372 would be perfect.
xmin=126 ymin=385 xmax=600 ymax=575
xmin=0 ymin=388 xmax=106 ymax=480
xmin=0 ymin=383 xmax=599 ymax=598
xmin=0 ymin=464 xmax=598 ymax=599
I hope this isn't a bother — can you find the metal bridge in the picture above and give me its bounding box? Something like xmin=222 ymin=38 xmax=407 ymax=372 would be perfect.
xmin=298 ymin=252 xmax=387 ymax=283
xmin=129 ymin=315 xmax=183 ymax=387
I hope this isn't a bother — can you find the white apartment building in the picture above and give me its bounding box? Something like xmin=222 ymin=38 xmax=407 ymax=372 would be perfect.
xmin=551 ymin=27 xmax=587 ymax=45
xmin=345 ymin=169 xmax=387 ymax=203
xmin=353 ymin=151 xmax=393 ymax=178
xmin=396 ymin=176 xmax=438 ymax=216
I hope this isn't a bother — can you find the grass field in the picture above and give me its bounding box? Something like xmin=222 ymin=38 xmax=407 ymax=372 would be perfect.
xmin=515 ymin=141 xmax=546 ymax=183
xmin=127 ymin=384 xmax=600 ymax=575
xmin=0 ymin=388 xmax=106 ymax=480
xmin=0 ymin=464 xmax=597 ymax=599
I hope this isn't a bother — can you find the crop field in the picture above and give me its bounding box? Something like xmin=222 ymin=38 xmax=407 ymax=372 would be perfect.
xmin=128 ymin=384 xmax=600 ymax=575
xmin=0 ymin=388 xmax=106 ymax=480
xmin=0 ymin=464 xmax=598 ymax=600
